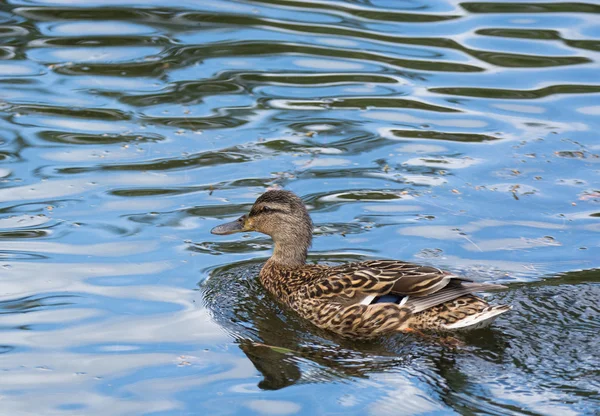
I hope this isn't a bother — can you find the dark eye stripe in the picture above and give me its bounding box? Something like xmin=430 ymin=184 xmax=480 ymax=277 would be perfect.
xmin=263 ymin=207 xmax=285 ymax=214
xmin=249 ymin=207 xmax=284 ymax=216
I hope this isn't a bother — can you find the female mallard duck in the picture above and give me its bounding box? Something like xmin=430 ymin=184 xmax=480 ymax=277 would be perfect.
xmin=211 ymin=190 xmax=510 ymax=339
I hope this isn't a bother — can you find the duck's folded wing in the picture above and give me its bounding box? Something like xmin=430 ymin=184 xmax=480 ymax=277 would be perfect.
xmin=318 ymin=260 xmax=506 ymax=308
xmin=340 ymin=260 xmax=455 ymax=295
xmin=308 ymin=260 xmax=454 ymax=301
xmin=403 ymin=281 xmax=508 ymax=313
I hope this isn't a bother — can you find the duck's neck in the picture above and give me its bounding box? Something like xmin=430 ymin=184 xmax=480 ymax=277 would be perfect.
xmin=270 ymin=241 xmax=307 ymax=267
xmin=268 ymin=228 xmax=312 ymax=267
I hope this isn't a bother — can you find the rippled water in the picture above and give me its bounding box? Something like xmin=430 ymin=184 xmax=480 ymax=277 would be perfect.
xmin=0 ymin=0 xmax=599 ymax=414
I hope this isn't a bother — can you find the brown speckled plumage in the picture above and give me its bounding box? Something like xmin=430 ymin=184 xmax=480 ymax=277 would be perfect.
xmin=212 ymin=190 xmax=511 ymax=339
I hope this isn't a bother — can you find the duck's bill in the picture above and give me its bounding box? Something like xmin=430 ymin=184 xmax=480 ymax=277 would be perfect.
xmin=210 ymin=216 xmax=246 ymax=235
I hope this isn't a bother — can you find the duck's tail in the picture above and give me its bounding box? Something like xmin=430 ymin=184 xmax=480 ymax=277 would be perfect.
xmin=442 ymin=304 xmax=512 ymax=330
xmin=398 ymin=280 xmax=511 ymax=331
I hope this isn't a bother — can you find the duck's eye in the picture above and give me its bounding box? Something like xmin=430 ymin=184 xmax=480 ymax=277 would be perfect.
xmin=262 ymin=206 xmax=273 ymax=213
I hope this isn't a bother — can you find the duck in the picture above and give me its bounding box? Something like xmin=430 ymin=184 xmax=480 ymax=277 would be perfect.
xmin=211 ymin=189 xmax=511 ymax=339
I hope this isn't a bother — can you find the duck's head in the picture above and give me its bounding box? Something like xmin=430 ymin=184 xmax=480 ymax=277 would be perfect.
xmin=211 ymin=190 xmax=313 ymax=265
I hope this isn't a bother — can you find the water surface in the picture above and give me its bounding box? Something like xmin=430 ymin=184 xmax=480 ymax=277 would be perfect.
xmin=0 ymin=0 xmax=599 ymax=414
